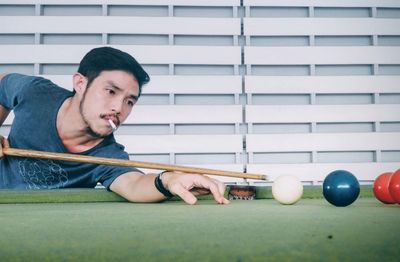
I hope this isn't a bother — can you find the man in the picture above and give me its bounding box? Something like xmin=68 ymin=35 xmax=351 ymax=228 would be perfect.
xmin=0 ymin=46 xmax=229 ymax=205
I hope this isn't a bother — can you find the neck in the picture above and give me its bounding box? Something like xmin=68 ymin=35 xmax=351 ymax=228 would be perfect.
xmin=56 ymin=96 xmax=103 ymax=153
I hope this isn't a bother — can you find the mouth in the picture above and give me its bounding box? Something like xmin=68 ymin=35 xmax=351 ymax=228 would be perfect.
xmin=102 ymin=115 xmax=119 ymax=131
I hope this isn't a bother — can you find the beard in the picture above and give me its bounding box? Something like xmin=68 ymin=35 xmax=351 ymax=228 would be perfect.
xmin=79 ymin=90 xmax=109 ymax=139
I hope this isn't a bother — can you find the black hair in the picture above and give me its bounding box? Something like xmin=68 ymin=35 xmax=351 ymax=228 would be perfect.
xmin=77 ymin=46 xmax=150 ymax=95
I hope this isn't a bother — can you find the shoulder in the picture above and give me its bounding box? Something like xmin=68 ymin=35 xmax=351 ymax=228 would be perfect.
xmin=1 ymin=73 xmax=66 ymax=93
xmin=1 ymin=73 xmax=48 ymax=84
xmin=92 ymin=136 xmax=130 ymax=160
xmin=22 ymin=75 xmax=71 ymax=98
xmin=0 ymin=73 xmax=37 ymax=87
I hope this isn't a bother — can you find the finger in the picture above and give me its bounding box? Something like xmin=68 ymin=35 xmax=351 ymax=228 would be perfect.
xmin=208 ymin=178 xmax=230 ymax=204
xmin=210 ymin=177 xmax=226 ymax=196
xmin=221 ymin=197 xmax=230 ymax=204
xmin=170 ymin=183 xmax=198 ymax=205
xmin=194 ymin=176 xmax=229 ymax=204
xmin=218 ymin=185 xmax=230 ymax=204
xmin=209 ymin=181 xmax=230 ymax=204
xmin=204 ymin=180 xmax=227 ymax=204
xmin=191 ymin=188 xmax=211 ymax=196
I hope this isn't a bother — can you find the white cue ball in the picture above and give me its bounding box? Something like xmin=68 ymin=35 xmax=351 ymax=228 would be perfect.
xmin=272 ymin=175 xmax=303 ymax=205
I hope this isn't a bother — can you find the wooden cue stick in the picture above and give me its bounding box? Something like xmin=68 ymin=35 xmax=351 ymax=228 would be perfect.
xmin=2 ymin=147 xmax=268 ymax=181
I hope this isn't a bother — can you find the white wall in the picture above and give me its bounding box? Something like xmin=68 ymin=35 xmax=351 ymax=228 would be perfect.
xmin=0 ymin=0 xmax=399 ymax=184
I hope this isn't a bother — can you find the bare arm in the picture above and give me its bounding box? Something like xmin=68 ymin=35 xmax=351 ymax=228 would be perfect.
xmin=110 ymin=171 xmax=230 ymax=205
xmin=110 ymin=171 xmax=166 ymax=203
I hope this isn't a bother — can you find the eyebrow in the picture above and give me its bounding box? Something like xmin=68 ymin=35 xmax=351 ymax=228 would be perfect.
xmin=107 ymin=81 xmax=139 ymax=101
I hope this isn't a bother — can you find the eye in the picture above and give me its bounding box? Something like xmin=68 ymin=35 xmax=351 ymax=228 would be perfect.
xmin=127 ymin=100 xmax=135 ymax=107
xmin=106 ymin=88 xmax=115 ymax=95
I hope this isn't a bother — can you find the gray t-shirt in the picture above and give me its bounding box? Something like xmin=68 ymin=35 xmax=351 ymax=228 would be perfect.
xmin=0 ymin=73 xmax=140 ymax=189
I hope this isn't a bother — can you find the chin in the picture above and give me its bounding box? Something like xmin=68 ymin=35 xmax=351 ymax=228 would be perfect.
xmin=85 ymin=127 xmax=110 ymax=139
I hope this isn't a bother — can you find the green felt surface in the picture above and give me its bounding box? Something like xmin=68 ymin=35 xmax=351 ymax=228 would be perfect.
xmin=0 ymin=188 xmax=127 ymax=204
xmin=0 ymin=198 xmax=399 ymax=261
xmin=0 ymin=185 xmax=374 ymax=204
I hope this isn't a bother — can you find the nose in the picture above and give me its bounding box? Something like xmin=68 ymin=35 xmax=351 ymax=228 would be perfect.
xmin=111 ymin=99 xmax=124 ymax=114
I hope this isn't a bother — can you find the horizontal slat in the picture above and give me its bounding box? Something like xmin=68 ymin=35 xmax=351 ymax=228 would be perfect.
xmin=2 ymin=106 xmax=242 ymax=125
xmin=245 ymin=76 xmax=400 ymax=94
xmin=126 ymin=105 xmax=242 ymax=124
xmin=145 ymin=76 xmax=242 ymax=94
xmin=244 ymin=46 xmax=400 ymax=65
xmin=246 ymin=162 xmax=400 ymax=182
xmin=246 ymin=133 xmax=400 ymax=152
xmin=1 ymin=16 xmax=240 ymax=35
xmin=2 ymin=0 xmax=240 ymax=6
xmin=244 ymin=0 xmax=400 ymax=8
xmin=116 ymin=134 xmax=243 ymax=154
xmin=0 ymin=45 xmax=241 ymax=65
xmin=3 ymin=0 xmax=399 ymax=8
xmin=38 ymin=75 xmax=243 ymax=94
xmin=245 ymin=105 xmax=400 ymax=123
xmin=244 ymin=18 xmax=400 ymax=36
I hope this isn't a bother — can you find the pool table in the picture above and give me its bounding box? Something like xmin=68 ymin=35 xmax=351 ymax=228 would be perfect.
xmin=0 ymin=187 xmax=399 ymax=261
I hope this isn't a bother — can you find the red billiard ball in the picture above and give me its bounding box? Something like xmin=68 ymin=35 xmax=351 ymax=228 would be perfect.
xmin=388 ymin=169 xmax=400 ymax=204
xmin=373 ymin=172 xmax=396 ymax=204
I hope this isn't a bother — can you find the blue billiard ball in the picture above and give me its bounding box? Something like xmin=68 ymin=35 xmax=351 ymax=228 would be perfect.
xmin=323 ymin=170 xmax=360 ymax=207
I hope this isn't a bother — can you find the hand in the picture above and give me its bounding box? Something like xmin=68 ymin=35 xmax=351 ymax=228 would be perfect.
xmin=161 ymin=172 xmax=230 ymax=205
xmin=0 ymin=135 xmax=10 ymax=158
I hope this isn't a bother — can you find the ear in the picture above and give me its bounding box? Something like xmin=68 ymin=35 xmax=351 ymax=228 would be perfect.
xmin=72 ymin=73 xmax=88 ymax=97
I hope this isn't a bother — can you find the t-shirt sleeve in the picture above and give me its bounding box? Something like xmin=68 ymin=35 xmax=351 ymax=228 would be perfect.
xmin=96 ymin=150 xmax=144 ymax=190
xmin=0 ymin=73 xmax=35 ymax=110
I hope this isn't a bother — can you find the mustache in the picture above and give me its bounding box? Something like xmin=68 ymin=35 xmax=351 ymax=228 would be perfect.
xmin=100 ymin=114 xmax=121 ymax=126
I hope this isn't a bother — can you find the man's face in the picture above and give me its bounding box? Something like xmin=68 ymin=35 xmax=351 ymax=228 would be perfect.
xmin=79 ymin=70 xmax=139 ymax=138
